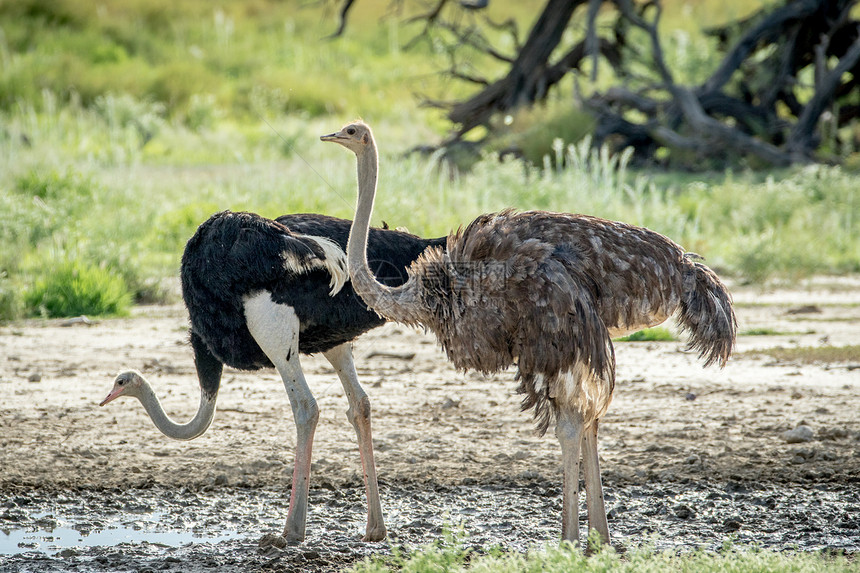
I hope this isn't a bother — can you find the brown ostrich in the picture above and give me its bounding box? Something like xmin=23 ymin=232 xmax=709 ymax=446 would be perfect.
xmin=321 ymin=120 xmax=736 ymax=547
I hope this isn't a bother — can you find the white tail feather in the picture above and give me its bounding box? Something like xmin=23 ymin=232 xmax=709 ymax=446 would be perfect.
xmin=284 ymin=235 xmax=348 ymax=296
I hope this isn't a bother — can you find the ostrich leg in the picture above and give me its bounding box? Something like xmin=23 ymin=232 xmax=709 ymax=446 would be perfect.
xmin=582 ymin=422 xmax=610 ymax=547
xmin=244 ymin=292 xmax=318 ymax=543
xmin=323 ymin=343 xmax=386 ymax=541
xmin=555 ymin=408 xmax=585 ymax=545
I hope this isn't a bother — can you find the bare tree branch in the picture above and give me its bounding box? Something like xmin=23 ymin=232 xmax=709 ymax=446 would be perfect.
xmin=482 ymin=15 xmax=521 ymax=52
xmin=403 ymin=0 xmax=450 ymax=49
xmin=585 ymin=0 xmax=602 ymax=81
xmin=433 ymin=19 xmax=515 ymax=63
xmin=699 ymin=0 xmax=822 ymax=95
xmin=789 ymin=31 xmax=860 ymax=155
xmin=325 ymin=0 xmax=356 ymax=39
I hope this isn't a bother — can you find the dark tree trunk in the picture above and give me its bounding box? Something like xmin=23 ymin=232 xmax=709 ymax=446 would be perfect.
xmin=446 ymin=0 xmax=587 ymax=138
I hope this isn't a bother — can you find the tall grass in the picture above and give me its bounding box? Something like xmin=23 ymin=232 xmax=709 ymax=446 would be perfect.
xmin=2 ymin=106 xmax=859 ymax=319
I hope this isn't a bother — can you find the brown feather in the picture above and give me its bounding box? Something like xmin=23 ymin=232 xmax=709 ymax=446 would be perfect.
xmin=404 ymin=210 xmax=736 ymax=435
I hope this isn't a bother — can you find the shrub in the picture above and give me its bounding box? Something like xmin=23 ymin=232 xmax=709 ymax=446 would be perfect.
xmin=24 ymin=259 xmax=132 ymax=318
xmin=92 ymin=92 xmax=165 ymax=143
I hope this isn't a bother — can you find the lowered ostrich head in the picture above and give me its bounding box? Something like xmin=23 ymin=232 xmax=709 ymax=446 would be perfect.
xmin=320 ymin=121 xmax=374 ymax=154
xmin=99 ymin=369 xmax=217 ymax=440
xmin=100 ymin=370 xmax=146 ymax=406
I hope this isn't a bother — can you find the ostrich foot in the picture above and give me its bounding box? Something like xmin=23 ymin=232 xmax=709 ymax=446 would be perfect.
xmin=362 ymin=524 xmax=387 ymax=542
xmin=258 ymin=532 xmax=302 ymax=550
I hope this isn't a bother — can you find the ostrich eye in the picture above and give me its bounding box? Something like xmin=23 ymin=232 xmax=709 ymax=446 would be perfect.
xmin=347 ymin=128 xmax=356 ymax=135
xmin=118 ymin=379 xmax=125 ymax=386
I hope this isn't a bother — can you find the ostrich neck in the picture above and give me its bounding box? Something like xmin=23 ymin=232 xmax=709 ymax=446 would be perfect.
xmin=138 ymin=382 xmax=217 ymax=441
xmin=346 ymin=145 xmax=423 ymax=325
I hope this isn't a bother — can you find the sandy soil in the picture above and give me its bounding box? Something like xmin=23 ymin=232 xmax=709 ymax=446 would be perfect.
xmin=1 ymin=277 xmax=859 ymax=570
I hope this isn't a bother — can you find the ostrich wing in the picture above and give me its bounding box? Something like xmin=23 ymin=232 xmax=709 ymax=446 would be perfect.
xmin=445 ymin=210 xmax=616 ymax=434
xmin=512 ymin=253 xmax=616 ymax=435
xmin=206 ymin=213 xmax=347 ymax=295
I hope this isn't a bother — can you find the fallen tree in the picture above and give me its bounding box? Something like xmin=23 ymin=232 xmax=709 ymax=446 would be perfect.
xmin=329 ymin=0 xmax=860 ymax=167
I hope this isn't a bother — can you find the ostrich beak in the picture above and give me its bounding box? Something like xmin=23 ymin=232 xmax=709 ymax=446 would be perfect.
xmin=320 ymin=131 xmax=342 ymax=142
xmin=99 ymin=387 xmax=123 ymax=406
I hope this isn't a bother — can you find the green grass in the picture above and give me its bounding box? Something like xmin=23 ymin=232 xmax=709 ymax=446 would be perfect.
xmin=2 ymin=112 xmax=860 ymax=319
xmin=615 ymin=327 xmax=678 ymax=342
xmin=741 ymin=327 xmax=783 ymax=336
xmin=740 ymin=328 xmax=817 ymax=336
xmin=349 ymin=527 xmax=859 ymax=573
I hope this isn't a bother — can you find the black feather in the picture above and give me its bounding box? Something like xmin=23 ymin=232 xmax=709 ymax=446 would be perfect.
xmin=181 ymin=211 xmax=445 ymax=370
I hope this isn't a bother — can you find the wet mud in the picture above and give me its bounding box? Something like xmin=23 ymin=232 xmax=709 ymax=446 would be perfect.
xmin=2 ymin=479 xmax=859 ymax=573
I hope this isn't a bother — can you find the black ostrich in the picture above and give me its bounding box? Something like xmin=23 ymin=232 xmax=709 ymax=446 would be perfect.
xmin=100 ymin=210 xmax=445 ymax=544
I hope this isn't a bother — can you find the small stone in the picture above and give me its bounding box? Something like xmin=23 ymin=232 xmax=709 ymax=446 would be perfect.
xmin=674 ymin=504 xmax=695 ymax=519
xmin=723 ymin=518 xmax=743 ymax=532
xmin=782 ymin=425 xmax=814 ymax=443
xmin=819 ymin=427 xmax=849 ymax=440
xmin=27 ymin=373 xmax=42 ymax=383
xmin=685 ymin=392 xmax=697 ymax=401
xmin=786 ymin=305 xmax=822 ymax=315
xmin=441 ymin=397 xmax=460 ymax=409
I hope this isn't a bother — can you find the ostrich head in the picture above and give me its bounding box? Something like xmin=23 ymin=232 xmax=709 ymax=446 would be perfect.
xmin=320 ymin=121 xmax=373 ymax=153
xmin=100 ymin=370 xmax=146 ymax=406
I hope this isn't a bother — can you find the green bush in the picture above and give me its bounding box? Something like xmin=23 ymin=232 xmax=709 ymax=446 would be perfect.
xmin=24 ymin=259 xmax=132 ymax=318
xmin=92 ymin=92 xmax=165 ymax=142
xmin=6 ymin=167 xmax=97 ymax=247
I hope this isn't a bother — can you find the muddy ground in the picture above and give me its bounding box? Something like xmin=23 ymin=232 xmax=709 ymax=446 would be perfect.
xmin=1 ymin=278 xmax=859 ymax=572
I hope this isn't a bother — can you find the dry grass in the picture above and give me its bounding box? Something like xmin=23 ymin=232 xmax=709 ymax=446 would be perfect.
xmin=743 ymin=345 xmax=860 ymax=365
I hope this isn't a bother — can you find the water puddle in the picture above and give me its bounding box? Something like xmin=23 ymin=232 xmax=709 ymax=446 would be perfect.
xmin=2 ymin=524 xmax=243 ymax=556
xmin=0 ymin=510 xmax=245 ymax=556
